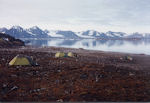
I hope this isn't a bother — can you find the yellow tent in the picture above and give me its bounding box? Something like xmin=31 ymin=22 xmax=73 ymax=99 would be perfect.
xmin=67 ymin=52 xmax=74 ymax=57
xmin=55 ymin=52 xmax=66 ymax=58
xmin=126 ymin=56 xmax=133 ymax=61
xmin=9 ymin=55 xmax=37 ymax=66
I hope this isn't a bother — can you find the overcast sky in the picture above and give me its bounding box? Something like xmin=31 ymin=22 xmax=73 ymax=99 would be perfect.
xmin=0 ymin=0 xmax=150 ymax=33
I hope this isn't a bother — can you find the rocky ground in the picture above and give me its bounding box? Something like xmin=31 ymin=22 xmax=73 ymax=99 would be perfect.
xmin=0 ymin=46 xmax=150 ymax=102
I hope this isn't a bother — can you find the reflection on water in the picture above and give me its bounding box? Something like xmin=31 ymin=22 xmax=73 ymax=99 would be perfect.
xmin=25 ymin=39 xmax=150 ymax=55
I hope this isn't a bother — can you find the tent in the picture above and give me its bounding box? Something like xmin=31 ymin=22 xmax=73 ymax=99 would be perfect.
xmin=9 ymin=55 xmax=37 ymax=66
xmin=55 ymin=52 xmax=77 ymax=58
xmin=125 ymin=56 xmax=133 ymax=61
xmin=55 ymin=52 xmax=66 ymax=58
xmin=67 ymin=52 xmax=75 ymax=57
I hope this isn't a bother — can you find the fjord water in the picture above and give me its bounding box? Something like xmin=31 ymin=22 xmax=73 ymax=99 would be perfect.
xmin=26 ymin=39 xmax=150 ymax=55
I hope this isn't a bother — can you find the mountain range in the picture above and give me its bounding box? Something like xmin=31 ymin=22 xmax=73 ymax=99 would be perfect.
xmin=0 ymin=26 xmax=150 ymax=39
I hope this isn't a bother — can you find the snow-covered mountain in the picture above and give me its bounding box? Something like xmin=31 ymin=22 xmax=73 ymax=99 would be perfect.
xmin=26 ymin=26 xmax=48 ymax=38
xmin=0 ymin=26 xmax=34 ymax=38
xmin=106 ymin=31 xmax=126 ymax=38
xmin=0 ymin=27 xmax=7 ymax=33
xmin=76 ymin=30 xmax=108 ymax=39
xmin=0 ymin=26 xmax=150 ymax=39
xmin=126 ymin=32 xmax=143 ymax=38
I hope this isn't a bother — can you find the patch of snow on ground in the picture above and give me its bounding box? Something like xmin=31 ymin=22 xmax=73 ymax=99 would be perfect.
xmin=3 ymin=38 xmax=9 ymax=41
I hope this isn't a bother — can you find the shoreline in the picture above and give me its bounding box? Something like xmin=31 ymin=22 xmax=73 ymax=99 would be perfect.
xmin=3 ymin=45 xmax=150 ymax=55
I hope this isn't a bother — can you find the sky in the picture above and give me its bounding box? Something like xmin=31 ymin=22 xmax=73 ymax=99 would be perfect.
xmin=0 ymin=0 xmax=150 ymax=33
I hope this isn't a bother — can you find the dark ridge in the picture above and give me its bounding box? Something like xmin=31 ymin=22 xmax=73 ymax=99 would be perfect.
xmin=0 ymin=33 xmax=25 ymax=48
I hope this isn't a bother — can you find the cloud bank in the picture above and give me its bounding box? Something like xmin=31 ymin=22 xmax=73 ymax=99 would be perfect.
xmin=0 ymin=0 xmax=150 ymax=33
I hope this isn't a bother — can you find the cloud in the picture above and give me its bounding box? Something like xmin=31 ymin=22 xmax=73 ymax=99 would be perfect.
xmin=0 ymin=0 xmax=150 ymax=33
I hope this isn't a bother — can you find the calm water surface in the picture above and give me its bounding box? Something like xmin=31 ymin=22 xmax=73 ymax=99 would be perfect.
xmin=25 ymin=39 xmax=150 ymax=55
